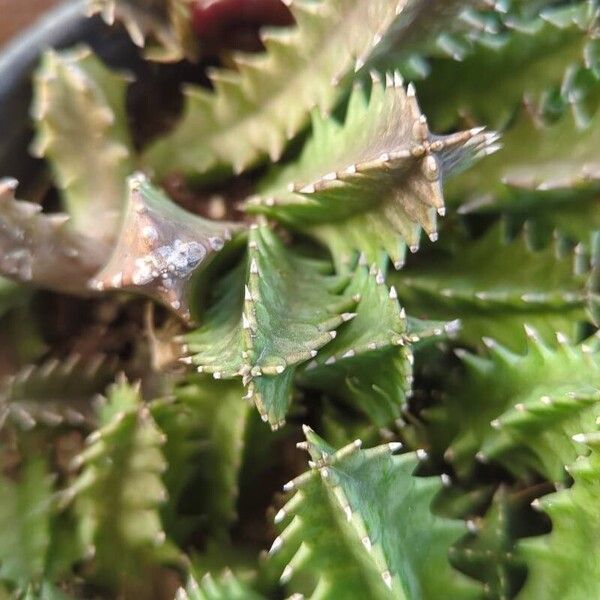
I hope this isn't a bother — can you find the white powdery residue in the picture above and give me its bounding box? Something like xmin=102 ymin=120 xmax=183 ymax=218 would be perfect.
xmin=2 ymin=248 xmax=33 ymax=280
xmin=142 ymin=225 xmax=159 ymax=242
xmin=131 ymin=240 xmax=206 ymax=287
xmin=208 ymin=236 xmax=224 ymax=251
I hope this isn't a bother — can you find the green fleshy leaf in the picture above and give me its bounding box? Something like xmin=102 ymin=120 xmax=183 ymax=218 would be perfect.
xmin=304 ymin=349 xmax=409 ymax=428
xmin=406 ymin=315 xmax=462 ymax=348
xmin=517 ymin=433 xmax=600 ymax=600
xmin=433 ymin=482 xmax=495 ymax=522
xmin=249 ymin=369 xmax=296 ymax=431
xmin=176 ymin=573 xmax=267 ymax=600
xmin=299 ymin=263 xmax=410 ymax=426
xmin=0 ymin=179 xmax=110 ymax=295
xmin=499 ymin=199 xmax=600 ymax=252
xmin=90 ymin=174 xmax=244 ymax=321
xmin=31 ymin=47 xmax=133 ymax=241
xmin=175 ymin=377 xmax=249 ymax=542
xmin=185 ymin=258 xmax=246 ymax=378
xmin=248 ymin=77 xmax=493 ymax=268
xmin=143 ymin=0 xmax=421 ymax=178
xmin=375 ymin=4 xmax=498 ymax=81
xmin=452 ymin=93 xmax=600 ymax=247
xmin=370 ymin=0 xmax=469 ymax=71
xmin=149 ymin=395 xmax=205 ymax=543
xmin=0 ymin=353 xmax=118 ymax=432
xmin=243 ymin=226 xmax=350 ymax=372
xmin=419 ymin=2 xmax=598 ymax=130
xmin=450 ymin=488 xmax=529 ymax=600
xmin=448 ymin=94 xmax=600 ymax=214
xmin=0 ymin=459 xmax=53 ymax=590
xmin=308 ymin=212 xmax=412 ymax=273
xmin=66 ymin=379 xmax=177 ymax=586
xmin=270 ymin=428 xmax=480 ymax=599
xmin=392 ymin=225 xmax=590 ymax=350
xmin=188 ymin=542 xmax=263 ymax=583
xmin=87 ymin=0 xmax=198 ymax=62
xmin=430 ymin=331 xmax=600 ymax=481
xmin=187 ymin=225 xmax=354 ymax=428
xmin=22 ymin=582 xmax=74 ymax=600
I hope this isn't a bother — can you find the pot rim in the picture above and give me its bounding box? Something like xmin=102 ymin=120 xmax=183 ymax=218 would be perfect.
xmin=0 ymin=0 xmax=136 ymax=190
xmin=0 ymin=1 xmax=87 ymax=83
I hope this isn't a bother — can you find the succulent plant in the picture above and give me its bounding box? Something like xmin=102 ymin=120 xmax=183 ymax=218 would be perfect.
xmin=0 ymin=0 xmax=599 ymax=598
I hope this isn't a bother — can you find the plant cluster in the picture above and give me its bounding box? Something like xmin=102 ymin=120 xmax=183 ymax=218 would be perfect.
xmin=0 ymin=0 xmax=599 ymax=598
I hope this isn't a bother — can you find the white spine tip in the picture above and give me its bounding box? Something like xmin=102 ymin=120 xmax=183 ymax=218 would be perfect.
xmin=466 ymin=520 xmax=478 ymax=534
xmin=269 ymin=536 xmax=283 ymax=555
xmin=482 ymin=336 xmax=496 ymax=348
xmin=382 ymin=570 xmax=393 ymax=589
xmin=524 ymin=324 xmax=537 ymax=338
xmin=274 ymin=508 xmax=286 ymax=524
xmin=280 ymin=565 xmax=293 ymax=584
